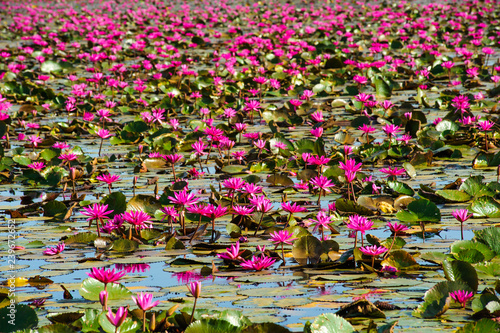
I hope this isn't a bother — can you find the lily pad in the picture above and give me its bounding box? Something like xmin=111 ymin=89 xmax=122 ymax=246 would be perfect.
xmin=396 ymin=199 xmax=441 ymax=223
xmin=474 ymin=226 xmax=500 ymax=254
xmin=435 ymin=190 xmax=471 ymax=203
xmin=450 ymin=240 xmax=495 ymax=262
xmin=306 ymin=313 xmax=356 ymax=333
xmin=292 ymin=235 xmax=323 ymax=265
xmin=79 ymin=278 xmax=132 ymax=301
xmin=382 ymin=250 xmax=419 ymax=271
xmin=443 ymin=259 xmax=479 ymax=292
xmin=468 ymin=196 xmax=500 ymax=218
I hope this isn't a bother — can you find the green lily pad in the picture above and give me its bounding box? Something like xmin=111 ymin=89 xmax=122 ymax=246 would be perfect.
xmin=292 ymin=235 xmax=323 ymax=265
xmin=221 ymin=165 xmax=247 ymax=174
xmin=443 ymin=259 xmax=478 ymax=292
xmin=306 ymin=313 xmax=356 ymax=333
xmin=396 ymin=199 xmax=441 ymax=223
xmin=374 ymin=76 xmax=392 ymax=98
xmin=468 ymin=196 xmax=500 ymax=218
xmin=39 ymin=323 xmax=76 ymax=333
xmin=475 ymin=262 xmax=500 ymax=277
xmin=64 ymin=232 xmax=98 ymax=244
xmin=460 ymin=176 xmax=494 ymax=198
xmin=241 ymin=323 xmax=292 ymax=333
xmin=455 ymin=318 xmax=500 ymax=333
xmin=387 ymin=181 xmax=415 ymax=196
xmin=226 ymin=223 xmax=242 ymax=238
xmin=435 ymin=190 xmax=471 ymax=203
xmin=336 ymin=198 xmax=375 ymax=216
xmin=110 ymin=239 xmax=138 ymax=252
xmin=127 ymin=195 xmax=162 ymax=215
xmin=0 ymin=304 xmax=38 ymax=332
xmin=185 ymin=319 xmax=240 ymax=333
xmin=382 ymin=250 xmax=419 ymax=270
xmin=450 ymin=240 xmax=495 ymax=262
xmin=79 ymin=278 xmax=132 ymax=301
xmin=101 ymin=192 xmax=127 ymax=217
xmin=474 ymin=226 xmax=500 ymax=254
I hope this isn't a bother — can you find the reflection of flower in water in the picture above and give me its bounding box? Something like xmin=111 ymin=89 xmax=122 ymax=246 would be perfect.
xmin=114 ymin=264 xmax=150 ymax=273
xmin=318 ymin=286 xmax=335 ymax=296
xmin=172 ymin=271 xmax=206 ymax=284
xmin=353 ymin=289 xmax=385 ymax=301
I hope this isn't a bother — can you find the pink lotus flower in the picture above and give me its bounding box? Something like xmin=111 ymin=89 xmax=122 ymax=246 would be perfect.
xmin=217 ymin=242 xmax=245 ymax=261
xmin=359 ymin=245 xmax=387 ymax=267
xmin=232 ymin=205 xmax=255 ymax=216
xmin=269 ymin=230 xmax=297 ymax=246
xmin=346 ymin=214 xmax=373 ymax=247
xmin=132 ymin=292 xmax=160 ymax=311
xmin=380 ymin=166 xmax=406 ymax=178
xmin=28 ymin=162 xmax=45 ymax=171
xmin=43 ymin=242 xmax=65 ymax=256
xmin=387 ymin=222 xmax=409 ymax=235
xmin=449 ymin=290 xmax=473 ymax=308
xmin=82 ymin=203 xmax=114 ymax=237
xmin=106 ymin=307 xmax=128 ymax=328
xmin=241 ymin=254 xmax=276 ymax=271
xmin=88 ymin=267 xmax=126 ymax=291
xmin=452 ymin=209 xmax=473 ymax=240
xmin=123 ymin=210 xmax=153 ymax=232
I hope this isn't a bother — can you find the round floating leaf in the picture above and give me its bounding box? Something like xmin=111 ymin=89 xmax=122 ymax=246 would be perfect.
xmin=454 ymin=249 xmax=485 ymax=264
xmin=450 ymin=240 xmax=495 ymax=262
xmin=75 ymin=309 xmax=100 ymax=332
xmin=468 ymin=196 xmax=500 ymax=218
xmin=460 ymin=176 xmax=494 ymax=198
xmin=424 ymin=281 xmax=472 ymax=304
xmin=40 ymin=60 xmax=62 ymax=73
xmin=101 ymin=192 xmax=127 ymax=217
xmin=79 ymin=278 xmax=132 ymax=301
xmin=185 ymin=319 xmax=240 ymax=333
xmin=443 ymin=259 xmax=478 ymax=292
xmin=292 ymin=236 xmax=323 ymax=265
xmin=374 ymin=76 xmax=392 ymax=98
xmin=396 ymin=199 xmax=441 ymax=223
xmin=0 ymin=304 xmax=38 ymax=332
xmin=435 ymin=190 xmax=471 ymax=203
xmin=455 ymin=318 xmax=500 ymax=333
xmin=413 ymin=296 xmax=451 ymax=319
xmin=39 ymin=323 xmax=76 ymax=333
xmin=307 ymin=313 xmax=356 ymax=333
xmin=226 ymin=223 xmax=242 ymax=238
xmin=242 ymin=323 xmax=292 ymax=333
xmin=435 ymin=119 xmax=459 ymax=132
xmin=387 ymin=181 xmax=415 ymax=196
xmin=266 ymin=174 xmax=294 ymax=186
xmin=381 ymin=250 xmax=419 ymax=270
xmin=123 ymin=121 xmax=148 ymax=133
xmin=475 ymin=262 xmax=500 ymax=277
xmin=43 ymin=200 xmax=68 ymax=218
xmin=474 ymin=226 xmax=500 ymax=255
xmin=336 ymin=198 xmax=374 ymax=216
xmin=403 ymin=162 xmax=416 ymax=178
xmin=216 ymin=310 xmax=252 ymax=328
xmin=110 ymin=239 xmax=138 ymax=253
xmin=221 ymin=165 xmax=247 ymax=174
xmin=64 ymin=232 xmax=97 ymax=244
xmin=127 ymin=195 xmax=162 ymax=215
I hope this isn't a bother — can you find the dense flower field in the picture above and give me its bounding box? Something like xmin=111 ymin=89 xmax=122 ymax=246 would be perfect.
xmin=1 ymin=0 xmax=500 ymax=332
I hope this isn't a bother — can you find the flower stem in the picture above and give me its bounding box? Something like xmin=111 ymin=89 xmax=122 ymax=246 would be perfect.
xmin=190 ymin=298 xmax=198 ymax=324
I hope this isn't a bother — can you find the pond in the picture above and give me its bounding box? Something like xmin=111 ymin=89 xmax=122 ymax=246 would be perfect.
xmin=1 ymin=0 xmax=500 ymax=332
